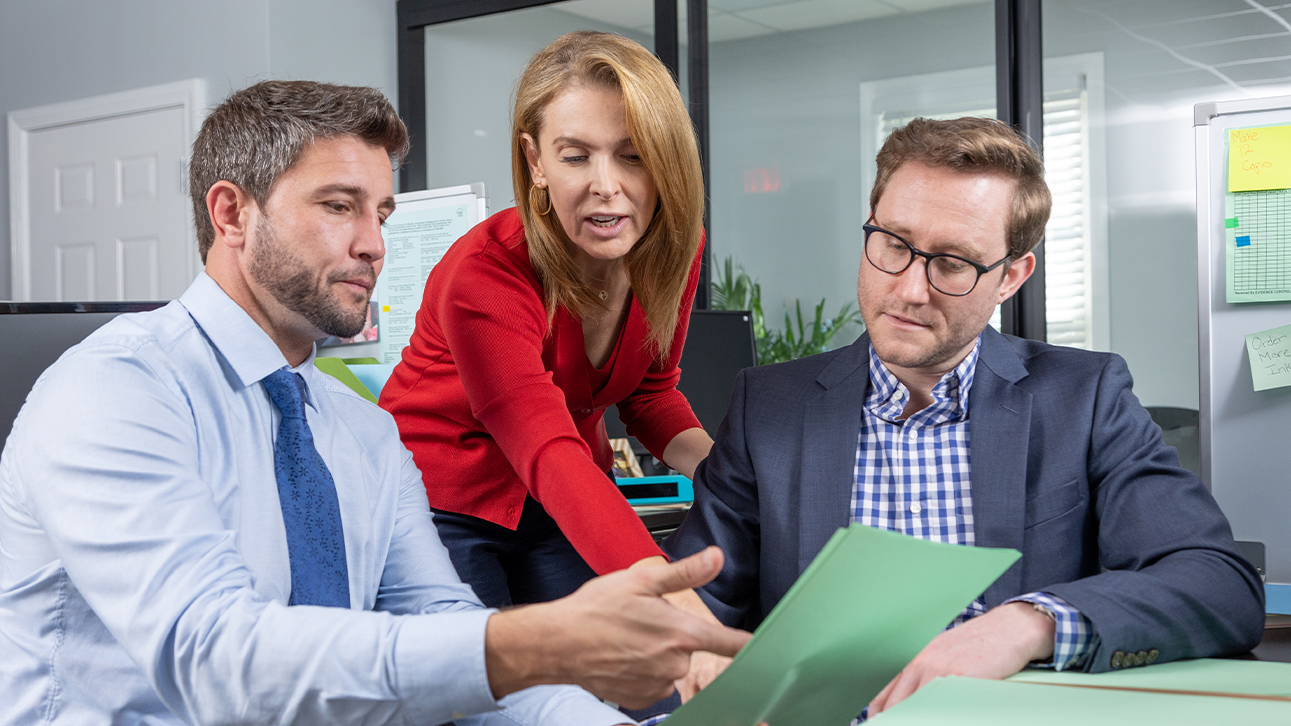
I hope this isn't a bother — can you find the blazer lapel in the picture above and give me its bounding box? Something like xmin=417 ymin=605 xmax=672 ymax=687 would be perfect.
xmin=969 ymin=328 xmax=1033 ymax=605
xmin=799 ymin=335 xmax=870 ymax=572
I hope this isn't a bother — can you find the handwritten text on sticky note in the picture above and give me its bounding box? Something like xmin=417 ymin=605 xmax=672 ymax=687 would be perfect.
xmin=1229 ymin=126 xmax=1291 ymax=192
xmin=1246 ymin=323 xmax=1291 ymax=391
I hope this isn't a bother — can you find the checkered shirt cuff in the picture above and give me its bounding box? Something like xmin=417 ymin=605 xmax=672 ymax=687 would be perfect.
xmin=1006 ymin=592 xmax=1095 ymax=671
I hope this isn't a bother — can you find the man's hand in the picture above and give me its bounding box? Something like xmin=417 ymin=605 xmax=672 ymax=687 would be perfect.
xmin=484 ymin=547 xmax=752 ymax=709
xmin=628 ymin=555 xmax=737 ymax=703
xmin=868 ymin=602 xmax=1055 ymax=715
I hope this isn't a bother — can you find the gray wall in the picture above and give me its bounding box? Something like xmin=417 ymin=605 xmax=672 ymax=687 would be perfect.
xmin=0 ymin=0 xmax=398 ymax=301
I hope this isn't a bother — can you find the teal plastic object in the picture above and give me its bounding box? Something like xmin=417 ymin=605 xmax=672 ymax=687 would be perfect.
xmin=616 ymin=475 xmax=694 ymax=505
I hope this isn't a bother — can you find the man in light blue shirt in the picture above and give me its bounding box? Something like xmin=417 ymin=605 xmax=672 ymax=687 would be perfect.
xmin=0 ymin=80 xmax=748 ymax=725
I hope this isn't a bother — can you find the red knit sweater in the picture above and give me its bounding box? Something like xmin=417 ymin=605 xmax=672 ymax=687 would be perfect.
xmin=380 ymin=208 xmax=704 ymax=574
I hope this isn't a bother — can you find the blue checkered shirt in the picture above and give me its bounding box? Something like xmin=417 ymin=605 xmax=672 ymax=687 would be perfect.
xmin=853 ymin=339 xmax=1094 ymax=671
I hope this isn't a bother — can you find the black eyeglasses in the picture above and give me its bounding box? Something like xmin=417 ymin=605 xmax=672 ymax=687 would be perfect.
xmin=862 ymin=221 xmax=1010 ymax=297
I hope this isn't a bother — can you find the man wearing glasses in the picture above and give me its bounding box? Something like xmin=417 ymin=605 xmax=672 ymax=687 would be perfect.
xmin=666 ymin=117 xmax=1264 ymax=714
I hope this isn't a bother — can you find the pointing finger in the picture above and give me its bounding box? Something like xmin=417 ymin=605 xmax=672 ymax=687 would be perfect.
xmin=688 ymin=621 xmax=752 ymax=659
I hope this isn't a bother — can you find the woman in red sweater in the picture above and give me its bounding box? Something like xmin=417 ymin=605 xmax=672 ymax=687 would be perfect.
xmin=380 ymin=30 xmax=719 ymax=632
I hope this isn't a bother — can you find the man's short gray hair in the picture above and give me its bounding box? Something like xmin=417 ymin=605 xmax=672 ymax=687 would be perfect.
xmin=189 ymin=80 xmax=409 ymax=263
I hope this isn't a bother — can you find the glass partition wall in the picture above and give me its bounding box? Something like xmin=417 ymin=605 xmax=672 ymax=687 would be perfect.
xmin=1044 ymin=0 xmax=1291 ymax=408
xmin=417 ymin=1 xmax=658 ymax=219
xmin=398 ymin=0 xmax=1279 ymax=365
xmin=707 ymin=1 xmax=998 ymax=350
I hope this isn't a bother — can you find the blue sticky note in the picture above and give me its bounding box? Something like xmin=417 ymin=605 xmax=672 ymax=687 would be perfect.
xmin=1237 ymin=235 xmax=1252 ymax=247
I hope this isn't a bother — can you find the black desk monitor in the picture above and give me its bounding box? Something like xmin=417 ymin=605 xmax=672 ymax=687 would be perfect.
xmin=0 ymin=302 xmax=166 ymax=455
xmin=604 ymin=309 xmax=757 ymax=443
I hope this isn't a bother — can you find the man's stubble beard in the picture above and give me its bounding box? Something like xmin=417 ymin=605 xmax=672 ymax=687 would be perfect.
xmin=858 ymin=277 xmax=983 ymax=373
xmin=248 ymin=215 xmax=374 ymax=339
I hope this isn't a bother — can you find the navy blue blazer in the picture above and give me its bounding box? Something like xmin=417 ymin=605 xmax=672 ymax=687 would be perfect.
xmin=666 ymin=327 xmax=1264 ymax=673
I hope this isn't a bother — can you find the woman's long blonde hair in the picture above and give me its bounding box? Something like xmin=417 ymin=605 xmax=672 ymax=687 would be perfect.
xmin=512 ymin=31 xmax=704 ymax=359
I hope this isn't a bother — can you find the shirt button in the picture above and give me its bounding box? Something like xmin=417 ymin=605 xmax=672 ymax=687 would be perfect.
xmin=580 ymin=408 xmax=591 ymax=414
xmin=507 ymin=506 xmax=517 ymax=516
xmin=910 ymin=503 xmax=923 ymax=514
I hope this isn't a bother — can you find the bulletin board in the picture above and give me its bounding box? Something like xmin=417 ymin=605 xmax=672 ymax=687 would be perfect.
xmin=1196 ymin=95 xmax=1291 ymax=612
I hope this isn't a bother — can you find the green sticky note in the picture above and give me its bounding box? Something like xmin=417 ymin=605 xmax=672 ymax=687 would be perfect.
xmin=878 ymin=676 xmax=1291 ymax=725
xmin=663 ymin=525 xmax=1019 ymax=726
xmin=1010 ymin=658 xmax=1291 ymax=698
xmin=1245 ymin=324 xmax=1291 ymax=391
xmin=1226 ymin=217 xmax=1240 ymax=228
xmin=315 ymin=357 xmax=378 ymax=403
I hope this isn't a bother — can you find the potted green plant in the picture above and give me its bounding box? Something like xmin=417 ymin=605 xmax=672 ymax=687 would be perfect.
xmin=710 ymin=257 xmax=861 ymax=366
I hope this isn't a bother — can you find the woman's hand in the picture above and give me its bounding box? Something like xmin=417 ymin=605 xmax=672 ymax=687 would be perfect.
xmin=630 ymin=555 xmax=737 ymax=703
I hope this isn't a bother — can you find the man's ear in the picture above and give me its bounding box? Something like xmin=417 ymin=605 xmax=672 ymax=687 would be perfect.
xmin=521 ymin=133 xmax=545 ymax=188
xmin=996 ymin=251 xmax=1036 ymax=304
xmin=206 ymin=181 xmax=255 ymax=251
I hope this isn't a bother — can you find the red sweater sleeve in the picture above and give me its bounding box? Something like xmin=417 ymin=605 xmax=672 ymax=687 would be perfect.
xmin=440 ymin=249 xmax=663 ymax=574
xmin=617 ymin=238 xmax=706 ymax=459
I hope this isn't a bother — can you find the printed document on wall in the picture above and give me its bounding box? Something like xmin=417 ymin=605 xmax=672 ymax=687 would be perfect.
xmin=1225 ymin=126 xmax=1291 ymax=303
xmin=375 ymin=185 xmax=487 ymax=364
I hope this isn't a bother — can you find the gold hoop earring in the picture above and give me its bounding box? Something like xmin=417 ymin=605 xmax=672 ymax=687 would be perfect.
xmin=530 ymin=185 xmax=552 ymax=216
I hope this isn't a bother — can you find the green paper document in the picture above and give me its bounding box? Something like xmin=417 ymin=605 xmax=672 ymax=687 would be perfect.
xmin=663 ymin=525 xmax=1020 ymax=726
xmin=1245 ymin=323 xmax=1291 ymax=391
xmin=315 ymin=357 xmax=379 ymax=403
xmin=874 ymin=676 xmax=1291 ymax=725
xmin=1010 ymin=657 xmax=1291 ymax=698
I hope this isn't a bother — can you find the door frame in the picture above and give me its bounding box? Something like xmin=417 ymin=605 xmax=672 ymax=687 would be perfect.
xmin=8 ymin=79 xmax=206 ymax=301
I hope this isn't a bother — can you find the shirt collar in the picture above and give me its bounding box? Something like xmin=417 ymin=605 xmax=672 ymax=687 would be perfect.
xmin=866 ymin=335 xmax=981 ymax=423
xmin=179 ymin=272 xmax=320 ymax=408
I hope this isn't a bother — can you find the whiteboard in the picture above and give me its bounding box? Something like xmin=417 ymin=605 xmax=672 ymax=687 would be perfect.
xmin=1196 ymin=96 xmax=1291 ymax=606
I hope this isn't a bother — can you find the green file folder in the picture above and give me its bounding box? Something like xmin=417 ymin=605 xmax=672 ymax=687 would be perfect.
xmin=875 ymin=675 xmax=1291 ymax=725
xmin=1009 ymin=657 xmax=1291 ymax=698
xmin=663 ymin=524 xmax=1020 ymax=726
xmin=315 ymin=357 xmax=379 ymax=403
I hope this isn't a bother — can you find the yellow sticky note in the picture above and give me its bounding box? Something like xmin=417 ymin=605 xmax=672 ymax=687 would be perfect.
xmin=1229 ymin=125 xmax=1291 ymax=192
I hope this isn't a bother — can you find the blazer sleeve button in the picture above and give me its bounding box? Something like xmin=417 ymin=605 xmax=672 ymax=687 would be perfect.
xmin=1111 ymin=651 xmax=1124 ymax=669
xmin=1147 ymin=649 xmax=1159 ymax=664
xmin=1134 ymin=650 xmax=1148 ymax=666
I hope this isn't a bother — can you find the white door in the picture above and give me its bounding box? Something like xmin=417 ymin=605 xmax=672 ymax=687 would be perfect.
xmin=9 ymin=80 xmax=204 ymax=302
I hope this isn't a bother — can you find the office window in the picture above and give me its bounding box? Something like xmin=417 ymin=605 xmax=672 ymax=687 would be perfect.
xmin=864 ymin=53 xmax=1108 ymax=349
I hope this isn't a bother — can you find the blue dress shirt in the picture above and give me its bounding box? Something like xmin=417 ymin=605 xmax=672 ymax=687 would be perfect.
xmin=0 ymin=273 xmax=627 ymax=726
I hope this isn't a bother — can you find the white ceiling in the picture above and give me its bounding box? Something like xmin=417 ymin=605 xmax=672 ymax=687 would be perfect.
xmin=554 ymin=0 xmax=989 ymax=42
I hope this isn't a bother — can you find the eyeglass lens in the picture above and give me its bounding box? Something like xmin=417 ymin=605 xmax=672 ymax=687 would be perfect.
xmin=866 ymin=229 xmax=981 ymax=296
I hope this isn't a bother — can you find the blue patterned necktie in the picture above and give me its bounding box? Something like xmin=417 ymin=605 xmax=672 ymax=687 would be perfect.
xmin=262 ymin=367 xmax=350 ymax=608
